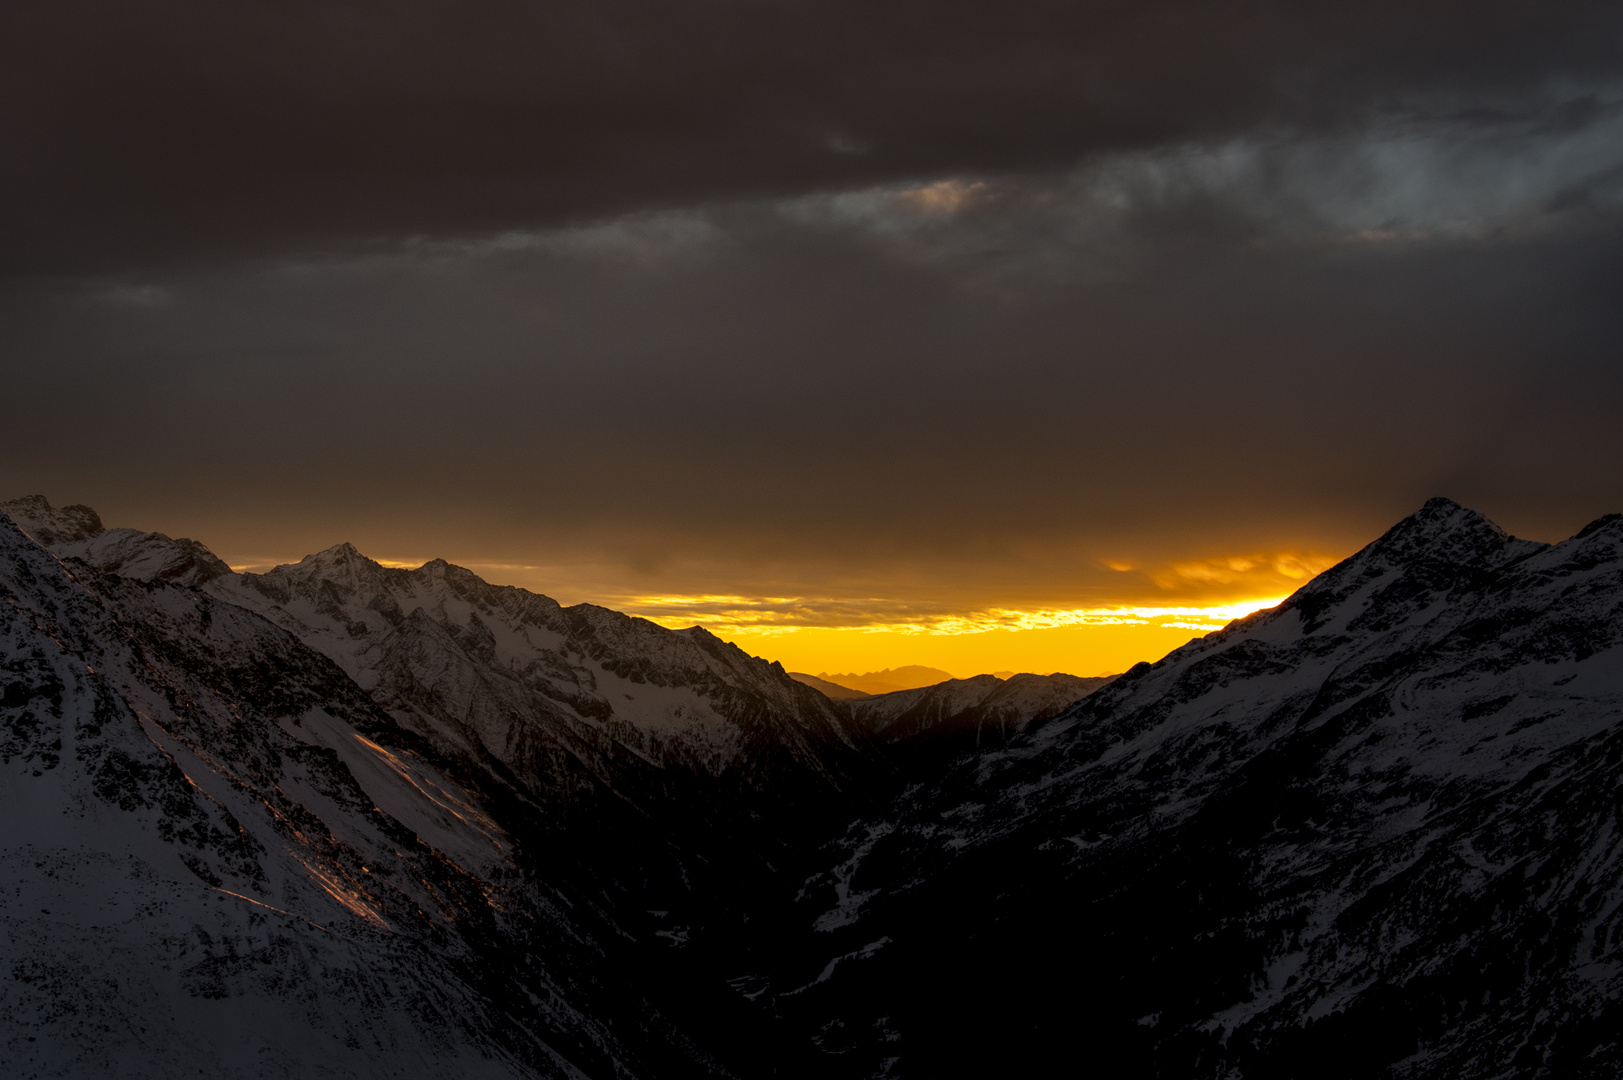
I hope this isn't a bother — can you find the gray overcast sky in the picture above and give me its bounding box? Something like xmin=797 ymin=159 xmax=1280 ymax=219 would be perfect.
xmin=3 ymin=0 xmax=1621 ymax=621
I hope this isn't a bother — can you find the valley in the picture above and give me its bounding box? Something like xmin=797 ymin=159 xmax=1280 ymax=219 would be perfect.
xmin=3 ymin=496 xmax=1620 ymax=1077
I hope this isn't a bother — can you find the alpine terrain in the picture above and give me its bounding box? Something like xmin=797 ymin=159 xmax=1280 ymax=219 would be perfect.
xmin=4 ymin=495 xmax=1622 ymax=1078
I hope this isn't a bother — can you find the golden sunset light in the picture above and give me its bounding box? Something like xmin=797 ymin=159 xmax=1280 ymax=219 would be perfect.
xmin=219 ymin=547 xmax=1334 ymax=678
xmin=5 ymin=0 xmax=1620 ymax=1073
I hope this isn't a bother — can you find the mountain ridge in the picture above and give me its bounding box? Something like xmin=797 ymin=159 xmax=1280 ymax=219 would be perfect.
xmin=1 ymin=499 xmax=883 ymax=803
xmin=750 ymin=497 xmax=1623 ymax=1076
xmin=848 ymin=670 xmax=1117 ymax=748
xmin=6 ymin=494 xmax=1623 ymax=1078
xmin=814 ymin=665 xmax=956 ymax=695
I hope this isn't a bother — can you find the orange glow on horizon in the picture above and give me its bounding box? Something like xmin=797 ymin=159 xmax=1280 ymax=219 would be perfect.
xmin=625 ymin=596 xmax=1290 ymax=635
xmin=637 ymin=596 xmax=1291 ymax=679
xmin=219 ymin=546 xmax=1341 ymax=680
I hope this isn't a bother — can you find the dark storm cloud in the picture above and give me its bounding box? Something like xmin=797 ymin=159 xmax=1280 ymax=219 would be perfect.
xmin=4 ymin=124 xmax=1620 ymax=583
xmin=2 ymin=0 xmax=1621 ymax=271
xmin=2 ymin=0 xmax=1621 ymax=610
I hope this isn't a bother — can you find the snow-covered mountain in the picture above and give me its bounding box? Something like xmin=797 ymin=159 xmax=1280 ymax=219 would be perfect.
xmin=208 ymin=544 xmax=879 ymax=807
xmin=4 ymin=500 xmax=881 ymax=822
xmin=0 ymin=513 xmax=747 ymax=1078
xmin=2 ymin=495 xmax=232 ymax=587
xmin=8 ymin=494 xmax=1623 ymax=1078
xmin=754 ymin=499 xmax=1623 ymax=1077
xmin=3 ymin=497 xmax=894 ymax=1066
xmin=0 ymin=496 xmax=103 ymax=546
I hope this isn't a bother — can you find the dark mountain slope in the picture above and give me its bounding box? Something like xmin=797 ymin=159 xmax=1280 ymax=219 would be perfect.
xmin=754 ymin=499 xmax=1623 ymax=1077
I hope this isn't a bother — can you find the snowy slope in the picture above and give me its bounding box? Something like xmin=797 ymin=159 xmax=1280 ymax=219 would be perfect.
xmin=52 ymin=528 xmax=233 ymax=587
xmin=0 ymin=514 xmax=737 ymax=1079
xmin=8 ymin=498 xmax=893 ymax=1057
xmin=761 ymin=499 xmax=1623 ymax=1078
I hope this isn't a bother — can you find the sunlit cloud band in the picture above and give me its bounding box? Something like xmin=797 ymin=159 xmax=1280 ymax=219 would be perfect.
xmin=615 ymin=595 xmax=1291 ymax=637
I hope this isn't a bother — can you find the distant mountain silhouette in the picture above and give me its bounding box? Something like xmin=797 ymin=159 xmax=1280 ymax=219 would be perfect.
xmin=789 ymin=671 xmax=871 ymax=699
xmin=849 ymin=671 xmax=1116 ymax=748
xmin=815 ymin=664 xmax=956 ymax=694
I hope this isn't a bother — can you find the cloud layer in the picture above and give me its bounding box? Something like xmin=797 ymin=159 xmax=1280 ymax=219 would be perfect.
xmin=4 ymin=0 xmax=1620 ymax=270
xmin=2 ymin=1 xmax=1620 ymax=672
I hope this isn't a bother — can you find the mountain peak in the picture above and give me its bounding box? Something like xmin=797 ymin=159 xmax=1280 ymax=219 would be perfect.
xmin=1365 ymin=496 xmax=1528 ymax=569
xmin=1573 ymin=512 xmax=1623 ymax=541
xmin=1405 ymin=496 xmax=1487 ymax=536
xmin=1275 ymin=499 xmax=1545 ymax=634
xmin=1 ymin=494 xmax=105 ymax=546
xmin=276 ymin=542 xmax=393 ymax=590
xmin=303 ymin=541 xmax=369 ymax=565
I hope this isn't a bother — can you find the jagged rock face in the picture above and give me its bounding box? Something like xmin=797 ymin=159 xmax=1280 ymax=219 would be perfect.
xmin=759 ymin=499 xmax=1623 ymax=1078
xmin=848 ymin=671 xmax=1115 ymax=746
xmin=0 ymin=516 xmax=737 ymax=1079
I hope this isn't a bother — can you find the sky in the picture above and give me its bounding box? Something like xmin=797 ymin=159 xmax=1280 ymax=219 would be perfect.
xmin=3 ymin=1 xmax=1621 ymax=677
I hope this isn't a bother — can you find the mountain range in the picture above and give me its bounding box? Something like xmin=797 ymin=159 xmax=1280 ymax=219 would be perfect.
xmin=806 ymin=668 xmax=957 ymax=697
xmin=3 ymin=495 xmax=1621 ymax=1077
